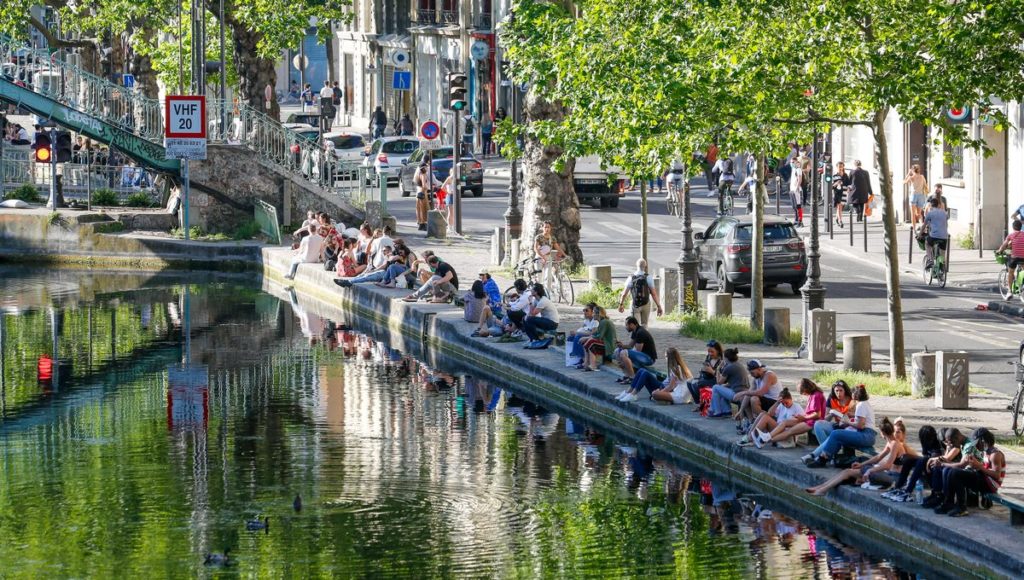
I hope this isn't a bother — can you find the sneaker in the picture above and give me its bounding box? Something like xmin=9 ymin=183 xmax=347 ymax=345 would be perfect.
xmin=861 ymin=482 xmax=882 ymax=491
xmin=800 ymin=453 xmax=814 ymax=464
xmin=777 ymin=439 xmax=796 ymax=449
xmin=738 ymin=437 xmax=754 ymax=447
xmin=922 ymin=494 xmax=943 ymax=509
xmin=615 ymin=390 xmax=630 ymax=401
xmin=757 ymin=429 xmax=772 ymax=444
xmin=753 ymin=434 xmax=764 ymax=449
xmin=807 ymin=456 xmax=828 ymax=469
xmin=616 ymin=376 xmax=632 ymax=385
xmin=880 ymin=489 xmax=897 ymax=500
xmin=896 ymin=492 xmax=917 ymax=503
xmin=622 ymin=393 xmax=638 ymax=403
xmin=934 ymin=503 xmax=954 ymax=515
xmin=946 ymin=507 xmax=969 ymax=517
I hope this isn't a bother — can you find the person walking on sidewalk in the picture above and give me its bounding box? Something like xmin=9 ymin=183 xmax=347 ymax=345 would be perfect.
xmin=370 ymin=106 xmax=388 ymax=139
xmin=832 ymin=162 xmax=851 ymax=228
xmin=788 ymin=156 xmax=805 ymax=227
xmin=413 ymin=159 xmax=439 ymax=231
xmin=848 ymin=160 xmax=873 ymax=222
xmin=904 ymin=164 xmax=929 ymax=229
xmin=922 ymin=197 xmax=949 ymax=270
xmin=618 ymin=259 xmax=663 ymax=325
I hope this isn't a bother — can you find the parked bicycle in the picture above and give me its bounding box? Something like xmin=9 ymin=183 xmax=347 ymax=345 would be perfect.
xmin=997 ymin=252 xmax=1024 ymax=303
xmin=1010 ymin=342 xmax=1024 ymax=436
xmin=504 ymin=256 xmax=575 ymax=305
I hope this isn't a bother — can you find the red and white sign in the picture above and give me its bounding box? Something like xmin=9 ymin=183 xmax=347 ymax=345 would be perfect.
xmin=167 ymin=364 xmax=209 ymax=432
xmin=165 ymin=95 xmax=208 ymax=160
xmin=420 ymin=120 xmax=440 ymax=140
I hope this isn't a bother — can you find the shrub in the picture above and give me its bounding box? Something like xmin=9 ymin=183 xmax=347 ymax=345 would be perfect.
xmin=125 ymin=192 xmax=154 ymax=208
xmin=675 ymin=312 xmax=803 ymax=347
xmin=232 ymin=220 xmax=261 ymax=240
xmin=954 ymin=230 xmax=975 ymax=250
xmin=3 ymin=184 xmax=41 ymax=203
xmin=575 ymin=283 xmax=622 ymax=309
xmin=91 ymin=188 xmax=119 ymax=206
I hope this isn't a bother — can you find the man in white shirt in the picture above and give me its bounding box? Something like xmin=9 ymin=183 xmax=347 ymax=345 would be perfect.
xmin=319 ymin=81 xmax=334 ymax=99
xmin=617 ymin=258 xmax=663 ymax=325
xmin=285 ymin=224 xmax=324 ymax=279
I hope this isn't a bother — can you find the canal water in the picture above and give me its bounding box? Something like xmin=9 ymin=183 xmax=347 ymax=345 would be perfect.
xmin=0 ymin=270 xmax=916 ymax=577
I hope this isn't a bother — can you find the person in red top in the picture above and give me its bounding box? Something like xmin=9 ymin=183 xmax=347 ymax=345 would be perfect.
xmin=996 ymin=220 xmax=1024 ymax=291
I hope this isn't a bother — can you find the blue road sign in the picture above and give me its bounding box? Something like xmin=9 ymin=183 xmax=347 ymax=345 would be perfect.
xmin=123 ymin=74 xmax=135 ymax=88
xmin=393 ymin=71 xmax=412 ymax=91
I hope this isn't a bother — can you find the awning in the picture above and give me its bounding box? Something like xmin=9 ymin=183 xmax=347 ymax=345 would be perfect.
xmin=377 ymin=34 xmax=412 ymax=50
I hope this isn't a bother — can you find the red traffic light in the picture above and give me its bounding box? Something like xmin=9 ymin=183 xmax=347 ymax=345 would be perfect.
xmin=34 ymin=146 xmax=51 ymax=163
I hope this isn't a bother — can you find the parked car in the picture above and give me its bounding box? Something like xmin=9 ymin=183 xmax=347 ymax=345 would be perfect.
xmin=397 ymin=147 xmax=484 ymax=197
xmin=694 ymin=214 xmax=807 ymax=294
xmin=322 ymin=132 xmax=367 ymax=162
xmin=284 ymin=112 xmax=322 ymax=127
xmin=574 ymin=155 xmax=626 ymax=209
xmin=362 ymin=137 xmax=419 ymax=184
xmin=282 ymin=123 xmax=319 ymax=143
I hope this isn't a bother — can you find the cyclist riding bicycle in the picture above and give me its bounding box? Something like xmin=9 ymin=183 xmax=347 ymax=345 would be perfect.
xmin=666 ymin=158 xmax=685 ymax=195
xmin=922 ymin=196 xmax=949 ymax=270
xmin=997 ymin=219 xmax=1024 ymax=290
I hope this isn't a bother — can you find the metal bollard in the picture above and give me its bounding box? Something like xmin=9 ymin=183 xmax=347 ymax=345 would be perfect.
xmin=908 ymin=224 xmax=914 ymax=264
xmin=863 ymin=210 xmax=868 ymax=252
xmin=849 ymin=205 xmax=854 ymax=246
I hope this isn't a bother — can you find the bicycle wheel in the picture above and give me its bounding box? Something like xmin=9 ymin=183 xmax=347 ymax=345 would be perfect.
xmin=554 ymin=269 xmax=575 ymax=305
xmin=924 ymin=260 xmax=934 ymax=285
xmin=938 ymin=258 xmax=947 ymax=289
xmin=999 ymin=266 xmax=1012 ymax=300
xmin=1014 ymin=390 xmax=1024 ymax=437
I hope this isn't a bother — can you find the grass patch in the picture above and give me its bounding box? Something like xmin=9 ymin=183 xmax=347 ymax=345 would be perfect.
xmin=3 ymin=183 xmax=42 ymax=203
xmin=576 ymin=282 xmax=622 ymax=309
xmin=995 ymin=434 xmax=1024 ymax=454
xmin=93 ymin=221 xmax=125 ymax=234
xmin=171 ymin=221 xmax=261 ymax=242
xmin=811 ymin=369 xmax=911 ymax=397
xmin=674 ymin=313 xmax=802 ymax=347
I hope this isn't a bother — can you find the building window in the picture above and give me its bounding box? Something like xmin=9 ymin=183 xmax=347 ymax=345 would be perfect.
xmin=441 ymin=0 xmax=459 ymax=24
xmin=417 ymin=0 xmax=436 ymax=22
xmin=944 ymin=141 xmax=964 ymax=180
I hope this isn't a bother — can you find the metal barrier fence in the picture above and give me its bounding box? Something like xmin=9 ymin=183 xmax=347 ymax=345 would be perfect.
xmin=1 ymin=154 xmax=162 ymax=207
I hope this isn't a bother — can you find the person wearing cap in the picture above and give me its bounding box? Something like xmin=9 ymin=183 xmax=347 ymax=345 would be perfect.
xmin=613 ymin=317 xmax=658 ymax=385
xmin=733 ymin=360 xmax=782 ymax=433
xmin=478 ymin=268 xmax=502 ymax=307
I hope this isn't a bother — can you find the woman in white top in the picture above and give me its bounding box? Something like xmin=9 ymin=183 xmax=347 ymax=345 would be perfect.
xmin=523 ymin=283 xmax=559 ymax=345
xmin=806 ymin=417 xmax=902 ymax=496
xmin=805 ymin=384 xmax=877 ymax=468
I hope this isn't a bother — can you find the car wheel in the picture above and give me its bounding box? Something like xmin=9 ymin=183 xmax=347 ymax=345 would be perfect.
xmin=472 ymin=187 xmax=483 ymax=197
xmin=716 ymin=264 xmax=734 ymax=294
xmin=609 ymin=196 xmax=620 ymax=208
xmin=589 ymin=198 xmax=601 ymax=209
xmin=599 ymin=197 xmax=610 ymax=208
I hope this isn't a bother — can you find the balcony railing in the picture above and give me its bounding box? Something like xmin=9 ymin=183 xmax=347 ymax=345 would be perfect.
xmin=415 ymin=8 xmax=436 ymax=23
xmin=441 ymin=10 xmax=459 ymax=24
xmin=474 ymin=13 xmax=492 ymax=30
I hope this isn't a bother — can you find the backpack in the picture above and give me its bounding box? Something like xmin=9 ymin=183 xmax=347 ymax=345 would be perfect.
xmin=630 ymin=274 xmax=651 ymax=307
xmin=698 ymin=386 xmax=713 ymax=417
xmin=723 ymin=158 xmax=734 ymax=174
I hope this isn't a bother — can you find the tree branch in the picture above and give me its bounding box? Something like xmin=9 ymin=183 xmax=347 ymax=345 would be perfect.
xmin=28 ymin=15 xmax=98 ymax=50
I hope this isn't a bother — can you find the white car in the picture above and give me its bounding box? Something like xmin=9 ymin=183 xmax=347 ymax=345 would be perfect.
xmin=323 ymin=131 xmax=367 ymax=163
xmin=362 ymin=137 xmax=420 ymax=184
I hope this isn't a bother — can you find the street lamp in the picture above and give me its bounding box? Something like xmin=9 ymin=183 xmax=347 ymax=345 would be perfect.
xmin=799 ymin=132 xmax=826 ymax=357
xmin=503 ymin=70 xmax=522 ymax=261
xmin=677 ymin=178 xmax=699 ymax=313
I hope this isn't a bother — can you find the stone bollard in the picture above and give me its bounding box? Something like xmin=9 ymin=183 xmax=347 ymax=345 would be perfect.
xmin=364 ymin=201 xmax=383 ymax=229
xmin=426 ymin=210 xmax=447 ymax=239
xmin=911 ymin=352 xmax=936 ymax=398
xmin=659 ymin=268 xmax=679 ymax=313
xmin=935 ymin=351 xmax=969 ymax=409
xmin=707 ymin=292 xmax=732 ymax=318
xmin=763 ymin=307 xmax=790 ymax=345
xmin=842 ymin=334 xmax=872 ymax=372
xmin=808 ymin=309 xmax=837 ymax=363
xmin=491 ymin=226 xmax=506 ymax=265
xmin=510 ymin=239 xmax=521 ymax=268
xmin=589 ymin=265 xmax=612 ymax=289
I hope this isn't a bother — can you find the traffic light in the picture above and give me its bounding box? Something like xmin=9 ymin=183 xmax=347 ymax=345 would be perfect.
xmin=32 ymin=132 xmax=51 ymax=163
xmin=449 ymin=73 xmax=467 ymax=111
xmin=54 ymin=131 xmax=72 ymax=163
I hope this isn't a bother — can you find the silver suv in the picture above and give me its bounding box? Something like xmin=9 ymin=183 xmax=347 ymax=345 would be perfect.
xmin=694 ymin=214 xmax=807 ymax=294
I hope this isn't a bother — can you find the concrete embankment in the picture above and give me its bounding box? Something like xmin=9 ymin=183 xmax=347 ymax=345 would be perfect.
xmin=0 ymin=210 xmax=261 ymax=269
xmin=263 ymin=246 xmax=1021 ymax=580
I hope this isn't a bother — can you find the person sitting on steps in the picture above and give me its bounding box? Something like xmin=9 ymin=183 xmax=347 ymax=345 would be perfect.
xmin=617 ymin=347 xmax=693 ymax=403
xmin=733 ymin=360 xmax=781 ymax=435
xmin=738 ymin=388 xmax=803 ymax=448
xmin=752 ymin=378 xmax=826 ymax=448
xmin=803 ymin=384 xmax=876 ymax=468
xmin=933 ymin=428 xmax=1005 ymax=518
xmin=612 ymin=316 xmax=658 ymax=386
xmin=708 ymin=348 xmax=747 ymax=418
xmin=522 ymin=283 xmax=560 ymax=349
xmin=805 ymin=417 xmax=901 ymax=496
xmin=579 ymin=307 xmax=617 ymax=372
xmin=402 ymin=255 xmax=459 ymax=303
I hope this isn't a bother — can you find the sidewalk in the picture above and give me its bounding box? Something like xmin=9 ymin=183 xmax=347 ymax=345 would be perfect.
xmin=266 ymin=231 xmax=1024 ymax=578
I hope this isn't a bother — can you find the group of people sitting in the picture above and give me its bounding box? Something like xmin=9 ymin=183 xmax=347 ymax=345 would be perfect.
xmin=283 ymin=211 xmax=462 ymax=304
xmin=467 ymin=278 xmax=561 ymax=350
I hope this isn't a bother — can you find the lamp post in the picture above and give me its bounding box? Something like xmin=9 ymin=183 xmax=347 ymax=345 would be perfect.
xmin=677 ymin=179 xmax=700 ymax=313
xmin=503 ymin=79 xmax=521 ymax=260
xmin=799 ymin=132 xmax=826 ymax=357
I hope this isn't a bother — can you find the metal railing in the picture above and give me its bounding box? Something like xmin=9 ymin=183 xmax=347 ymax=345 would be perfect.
xmin=0 ymin=36 xmax=363 ymax=205
xmin=441 ymin=10 xmax=459 ymax=24
xmin=474 ymin=13 xmax=493 ymax=30
xmin=415 ymin=8 xmax=437 ymax=23
xmin=2 ymin=153 xmax=163 ymax=207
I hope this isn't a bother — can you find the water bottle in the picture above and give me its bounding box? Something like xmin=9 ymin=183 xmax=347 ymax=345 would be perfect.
xmin=914 ymin=481 xmax=924 ymax=504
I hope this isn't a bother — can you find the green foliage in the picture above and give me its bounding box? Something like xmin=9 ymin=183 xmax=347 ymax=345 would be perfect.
xmin=124 ymin=192 xmax=155 ymax=208
xmin=675 ymin=313 xmax=801 ymax=347
xmin=45 ymin=211 xmax=64 ymax=227
xmin=3 ymin=184 xmax=41 ymax=203
xmin=954 ymin=230 xmax=975 ymax=250
xmin=93 ymin=221 xmax=126 ymax=234
xmin=575 ymin=283 xmax=622 ymax=309
xmin=231 ymin=220 xmax=261 ymax=241
xmin=91 ymin=188 xmax=120 ymax=207
xmin=811 ymin=369 xmax=912 ymax=398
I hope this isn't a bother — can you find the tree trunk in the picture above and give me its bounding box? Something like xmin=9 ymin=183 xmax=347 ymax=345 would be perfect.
xmin=750 ymin=154 xmax=766 ymax=330
xmin=129 ymin=27 xmax=160 ymax=99
xmin=640 ymin=180 xmax=648 ymax=262
xmin=872 ymin=107 xmax=906 ymax=379
xmin=227 ymin=21 xmax=278 ymax=119
xmin=520 ymin=90 xmax=583 ymax=265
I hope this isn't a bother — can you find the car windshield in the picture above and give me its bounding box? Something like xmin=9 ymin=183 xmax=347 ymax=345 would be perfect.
xmin=382 ymin=140 xmax=418 ymax=154
xmin=734 ymin=224 xmax=797 ymax=241
xmin=327 ymin=135 xmax=365 ymax=149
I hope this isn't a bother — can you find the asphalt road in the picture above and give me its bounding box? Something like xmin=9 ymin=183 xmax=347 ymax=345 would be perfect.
xmin=383 ymin=163 xmax=1024 ymax=396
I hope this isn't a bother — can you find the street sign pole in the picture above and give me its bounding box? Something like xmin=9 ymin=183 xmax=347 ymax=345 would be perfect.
xmin=454 ymin=117 xmax=461 ymax=235
xmin=48 ymin=127 xmax=57 ymax=210
xmin=182 ymin=159 xmax=190 ymax=240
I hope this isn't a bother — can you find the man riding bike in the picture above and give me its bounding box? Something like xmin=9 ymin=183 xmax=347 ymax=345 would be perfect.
xmin=715 ymin=156 xmax=736 ymax=213
xmin=666 ymin=158 xmax=686 ymax=207
xmin=997 ymin=219 xmax=1024 ymax=291
xmin=922 ymin=196 xmax=948 ymax=270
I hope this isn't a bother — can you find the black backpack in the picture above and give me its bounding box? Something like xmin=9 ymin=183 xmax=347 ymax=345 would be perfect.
xmin=631 ymin=274 xmax=650 ymax=307
xmin=723 ymin=158 xmax=734 ymax=174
